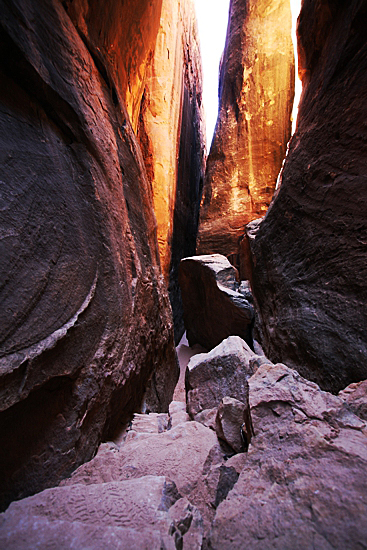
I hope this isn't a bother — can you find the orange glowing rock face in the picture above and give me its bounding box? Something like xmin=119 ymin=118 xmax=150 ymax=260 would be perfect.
xmin=137 ymin=0 xmax=206 ymax=282
xmin=197 ymin=0 xmax=295 ymax=259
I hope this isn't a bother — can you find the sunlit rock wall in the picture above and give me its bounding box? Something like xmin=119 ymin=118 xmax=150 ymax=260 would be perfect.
xmin=138 ymin=0 xmax=206 ymax=342
xmin=0 ymin=0 xmax=179 ymax=510
xmin=249 ymin=0 xmax=367 ymax=392
xmin=197 ymin=0 xmax=294 ymax=258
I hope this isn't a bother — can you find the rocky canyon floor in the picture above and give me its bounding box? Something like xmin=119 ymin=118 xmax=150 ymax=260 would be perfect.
xmin=1 ymin=334 xmax=367 ymax=549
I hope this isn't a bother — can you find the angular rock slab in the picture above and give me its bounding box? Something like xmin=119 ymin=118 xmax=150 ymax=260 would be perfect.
xmin=215 ymin=396 xmax=254 ymax=453
xmin=179 ymin=255 xmax=254 ymax=350
xmin=208 ymin=363 xmax=367 ymax=548
xmin=61 ymin=421 xmax=218 ymax=497
xmin=0 ymin=476 xmax=202 ymax=549
xmin=185 ymin=336 xmax=252 ymax=419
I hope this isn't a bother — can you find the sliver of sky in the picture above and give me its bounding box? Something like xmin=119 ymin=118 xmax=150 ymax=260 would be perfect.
xmin=194 ymin=0 xmax=302 ymax=150
xmin=194 ymin=0 xmax=231 ymax=150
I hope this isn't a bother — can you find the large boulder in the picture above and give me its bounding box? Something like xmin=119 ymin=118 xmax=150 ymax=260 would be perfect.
xmin=185 ymin=336 xmax=252 ymax=419
xmin=179 ymin=254 xmax=254 ymax=350
xmin=0 ymin=0 xmax=182 ymax=510
xmin=208 ymin=362 xmax=367 ymax=548
xmin=248 ymin=0 xmax=367 ymax=392
xmin=197 ymin=0 xmax=294 ymax=258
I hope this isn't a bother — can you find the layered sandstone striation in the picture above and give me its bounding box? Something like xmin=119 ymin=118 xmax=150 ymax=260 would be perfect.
xmin=248 ymin=0 xmax=367 ymax=392
xmin=138 ymin=0 xmax=206 ymax=341
xmin=0 ymin=0 xmax=200 ymax=510
xmin=197 ymin=0 xmax=294 ymax=259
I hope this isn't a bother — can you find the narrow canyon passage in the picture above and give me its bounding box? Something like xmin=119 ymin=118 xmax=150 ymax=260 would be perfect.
xmin=0 ymin=0 xmax=367 ymax=547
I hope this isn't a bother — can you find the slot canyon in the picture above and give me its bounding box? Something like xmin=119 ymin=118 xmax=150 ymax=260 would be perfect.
xmin=0 ymin=0 xmax=366 ymax=548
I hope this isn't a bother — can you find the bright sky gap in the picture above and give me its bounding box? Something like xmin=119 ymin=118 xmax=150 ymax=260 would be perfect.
xmin=194 ymin=0 xmax=302 ymax=149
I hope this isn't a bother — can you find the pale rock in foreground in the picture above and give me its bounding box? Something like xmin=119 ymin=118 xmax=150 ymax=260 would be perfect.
xmin=185 ymin=336 xmax=253 ymax=418
xmin=208 ymin=363 xmax=367 ymax=548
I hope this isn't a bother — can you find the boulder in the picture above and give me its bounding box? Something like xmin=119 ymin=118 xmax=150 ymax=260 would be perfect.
xmin=0 ymin=475 xmax=202 ymax=550
xmin=215 ymin=396 xmax=254 ymax=453
xmin=179 ymin=255 xmax=254 ymax=350
xmin=208 ymin=362 xmax=367 ymax=548
xmin=185 ymin=336 xmax=253 ymax=419
xmin=248 ymin=0 xmax=367 ymax=392
xmin=339 ymin=380 xmax=367 ymax=422
xmin=197 ymin=0 xmax=294 ymax=257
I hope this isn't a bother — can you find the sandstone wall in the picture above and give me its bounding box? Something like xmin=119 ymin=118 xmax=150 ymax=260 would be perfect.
xmin=249 ymin=0 xmax=367 ymax=392
xmin=138 ymin=0 xmax=206 ymax=342
xmin=197 ymin=0 xmax=294 ymax=259
xmin=0 ymin=0 xmax=182 ymax=510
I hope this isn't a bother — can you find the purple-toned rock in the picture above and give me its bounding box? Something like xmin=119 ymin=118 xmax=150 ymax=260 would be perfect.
xmin=215 ymin=396 xmax=254 ymax=453
xmin=185 ymin=336 xmax=253 ymax=419
xmin=208 ymin=362 xmax=367 ymax=548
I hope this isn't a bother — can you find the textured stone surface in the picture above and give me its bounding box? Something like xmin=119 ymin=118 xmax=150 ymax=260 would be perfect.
xmin=339 ymin=380 xmax=367 ymax=422
xmin=197 ymin=0 xmax=294 ymax=258
xmin=138 ymin=0 xmax=206 ymax=343
xmin=0 ymin=0 xmax=179 ymax=510
xmin=179 ymin=255 xmax=254 ymax=350
xmin=61 ymin=420 xmax=218 ymax=497
xmin=185 ymin=336 xmax=252 ymax=418
xmin=215 ymin=396 xmax=253 ymax=453
xmin=208 ymin=362 xmax=367 ymax=548
xmin=0 ymin=476 xmax=201 ymax=550
xmin=248 ymin=0 xmax=367 ymax=392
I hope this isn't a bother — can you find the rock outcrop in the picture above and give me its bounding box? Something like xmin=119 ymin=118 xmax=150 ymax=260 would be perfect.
xmin=138 ymin=0 xmax=206 ymax=342
xmin=179 ymin=255 xmax=254 ymax=350
xmin=0 ymin=0 xmax=196 ymax=510
xmin=1 ymin=348 xmax=366 ymax=548
xmin=248 ymin=0 xmax=367 ymax=392
xmin=197 ymin=0 xmax=294 ymax=259
xmin=208 ymin=362 xmax=367 ymax=548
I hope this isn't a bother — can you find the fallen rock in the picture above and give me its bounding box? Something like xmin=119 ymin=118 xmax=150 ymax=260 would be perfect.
xmin=215 ymin=396 xmax=254 ymax=453
xmin=0 ymin=475 xmax=202 ymax=550
xmin=185 ymin=336 xmax=253 ymax=418
xmin=197 ymin=0 xmax=294 ymax=257
xmin=248 ymin=0 xmax=367 ymax=392
xmin=208 ymin=362 xmax=367 ymax=548
xmin=61 ymin=421 xmax=218 ymax=497
xmin=179 ymin=255 xmax=254 ymax=350
xmin=339 ymin=380 xmax=367 ymax=422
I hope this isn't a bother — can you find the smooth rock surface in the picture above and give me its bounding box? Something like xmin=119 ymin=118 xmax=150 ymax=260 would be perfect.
xmin=197 ymin=0 xmax=294 ymax=258
xmin=248 ymin=0 xmax=367 ymax=392
xmin=208 ymin=362 xmax=367 ymax=548
xmin=185 ymin=336 xmax=252 ymax=418
xmin=0 ymin=0 xmax=179 ymax=509
xmin=179 ymin=255 xmax=254 ymax=350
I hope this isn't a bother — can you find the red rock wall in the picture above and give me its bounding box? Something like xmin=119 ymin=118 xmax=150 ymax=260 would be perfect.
xmin=249 ymin=0 xmax=367 ymax=392
xmin=137 ymin=0 xmax=206 ymax=342
xmin=0 ymin=0 xmax=181 ymax=510
xmin=197 ymin=0 xmax=294 ymax=259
